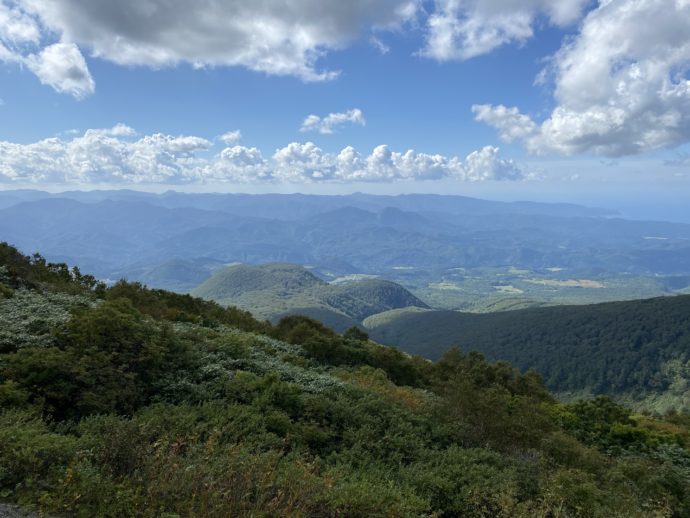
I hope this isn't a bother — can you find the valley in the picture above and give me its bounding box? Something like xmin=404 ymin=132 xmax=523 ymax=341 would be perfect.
xmin=184 ymin=257 xmax=690 ymax=413
xmin=3 ymin=189 xmax=689 ymax=415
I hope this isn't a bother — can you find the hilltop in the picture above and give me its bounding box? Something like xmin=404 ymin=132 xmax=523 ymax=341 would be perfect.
xmin=192 ymin=262 xmax=428 ymax=330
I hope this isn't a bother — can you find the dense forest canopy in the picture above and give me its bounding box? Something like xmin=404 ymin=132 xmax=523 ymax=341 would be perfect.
xmin=1 ymin=242 xmax=689 ymax=517
xmin=366 ymin=297 xmax=690 ymax=413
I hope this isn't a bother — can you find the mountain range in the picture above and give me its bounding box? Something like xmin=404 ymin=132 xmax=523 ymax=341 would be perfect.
xmin=2 ymin=190 xmax=690 ymax=309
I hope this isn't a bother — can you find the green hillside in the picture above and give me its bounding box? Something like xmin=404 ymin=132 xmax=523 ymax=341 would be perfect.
xmin=3 ymin=241 xmax=690 ymax=516
xmin=366 ymin=296 xmax=690 ymax=412
xmin=192 ymin=262 xmax=428 ymax=330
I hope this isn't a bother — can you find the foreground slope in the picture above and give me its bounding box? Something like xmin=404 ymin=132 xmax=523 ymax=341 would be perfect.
xmin=366 ymin=295 xmax=690 ymax=411
xmin=192 ymin=262 xmax=428 ymax=330
xmin=2 ymin=242 xmax=690 ymax=517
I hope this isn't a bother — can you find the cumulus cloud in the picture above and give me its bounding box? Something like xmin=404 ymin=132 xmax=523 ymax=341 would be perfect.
xmin=204 ymin=145 xmax=271 ymax=182
xmin=273 ymin=142 xmax=334 ymax=180
xmin=474 ymin=0 xmax=690 ymax=157
xmin=0 ymin=1 xmax=40 ymax=45
xmin=0 ymin=125 xmax=211 ymax=184
xmin=271 ymin=141 xmax=523 ymax=182
xmin=422 ymin=0 xmax=589 ymax=61
xmin=3 ymin=0 xmax=590 ymax=91
xmin=24 ymin=42 xmax=95 ymax=98
xmin=218 ymin=130 xmax=242 ymax=146
xmin=0 ymin=2 xmax=95 ymax=98
xmin=17 ymin=0 xmax=419 ymax=82
xmin=462 ymin=145 xmax=523 ymax=181
xmin=0 ymin=0 xmax=423 ymax=93
xmin=300 ymin=109 xmax=366 ymax=134
xmin=0 ymin=125 xmax=524 ymax=184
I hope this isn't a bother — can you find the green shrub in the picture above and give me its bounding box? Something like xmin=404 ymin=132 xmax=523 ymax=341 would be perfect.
xmin=0 ymin=410 xmax=77 ymax=500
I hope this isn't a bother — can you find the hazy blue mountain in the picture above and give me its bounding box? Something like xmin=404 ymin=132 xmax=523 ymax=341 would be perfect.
xmin=1 ymin=190 xmax=690 ymax=307
xmin=0 ymin=190 xmax=619 ymax=219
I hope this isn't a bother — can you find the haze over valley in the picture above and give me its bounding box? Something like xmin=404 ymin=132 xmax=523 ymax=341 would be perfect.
xmin=3 ymin=189 xmax=690 ymax=312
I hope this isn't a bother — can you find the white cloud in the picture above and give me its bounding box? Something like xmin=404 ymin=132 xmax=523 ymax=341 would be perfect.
xmin=371 ymin=36 xmax=391 ymax=54
xmin=272 ymin=141 xmax=523 ymax=182
xmin=0 ymin=2 xmax=95 ymax=98
xmin=0 ymin=125 xmax=525 ymax=184
xmin=12 ymin=0 xmax=588 ymax=90
xmin=462 ymin=145 xmax=523 ymax=181
xmin=0 ymin=2 xmax=40 ymax=44
xmin=422 ymin=0 xmax=589 ymax=61
xmin=0 ymin=125 xmax=211 ymax=184
xmin=474 ymin=0 xmax=690 ymax=157
xmin=472 ymin=104 xmax=538 ymax=143
xmin=89 ymin=123 xmax=136 ymax=137
xmin=273 ymin=142 xmax=335 ymax=180
xmin=218 ymin=130 xmax=242 ymax=145
xmin=1 ymin=0 xmax=424 ymax=93
xmin=203 ymin=145 xmax=271 ymax=182
xmin=24 ymin=42 xmax=95 ymax=98
xmin=18 ymin=0 xmax=419 ymax=82
xmin=300 ymin=108 xmax=366 ymax=134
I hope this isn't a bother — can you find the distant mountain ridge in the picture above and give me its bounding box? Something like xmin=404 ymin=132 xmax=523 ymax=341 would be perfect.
xmin=2 ymin=190 xmax=690 ymax=307
xmin=0 ymin=189 xmax=619 ymax=220
xmin=192 ymin=262 xmax=428 ymax=330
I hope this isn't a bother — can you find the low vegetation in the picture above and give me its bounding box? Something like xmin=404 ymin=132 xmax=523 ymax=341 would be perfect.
xmin=1 ymin=242 xmax=689 ymax=517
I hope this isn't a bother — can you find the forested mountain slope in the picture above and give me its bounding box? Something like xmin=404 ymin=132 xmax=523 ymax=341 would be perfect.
xmin=366 ymin=295 xmax=690 ymax=411
xmin=2 ymin=241 xmax=690 ymax=517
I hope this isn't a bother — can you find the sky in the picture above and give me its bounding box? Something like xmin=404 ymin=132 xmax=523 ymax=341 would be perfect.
xmin=0 ymin=0 xmax=689 ymax=218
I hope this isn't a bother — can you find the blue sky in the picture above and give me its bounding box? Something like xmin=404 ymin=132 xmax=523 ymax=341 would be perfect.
xmin=0 ymin=17 xmax=562 ymax=153
xmin=0 ymin=0 xmax=689 ymax=218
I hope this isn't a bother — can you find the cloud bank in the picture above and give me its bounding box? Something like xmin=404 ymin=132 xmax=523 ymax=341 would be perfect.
xmin=0 ymin=125 xmax=524 ymax=184
xmin=6 ymin=0 xmax=589 ymax=91
xmin=473 ymin=0 xmax=690 ymax=157
xmin=3 ymin=0 xmax=418 ymax=90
